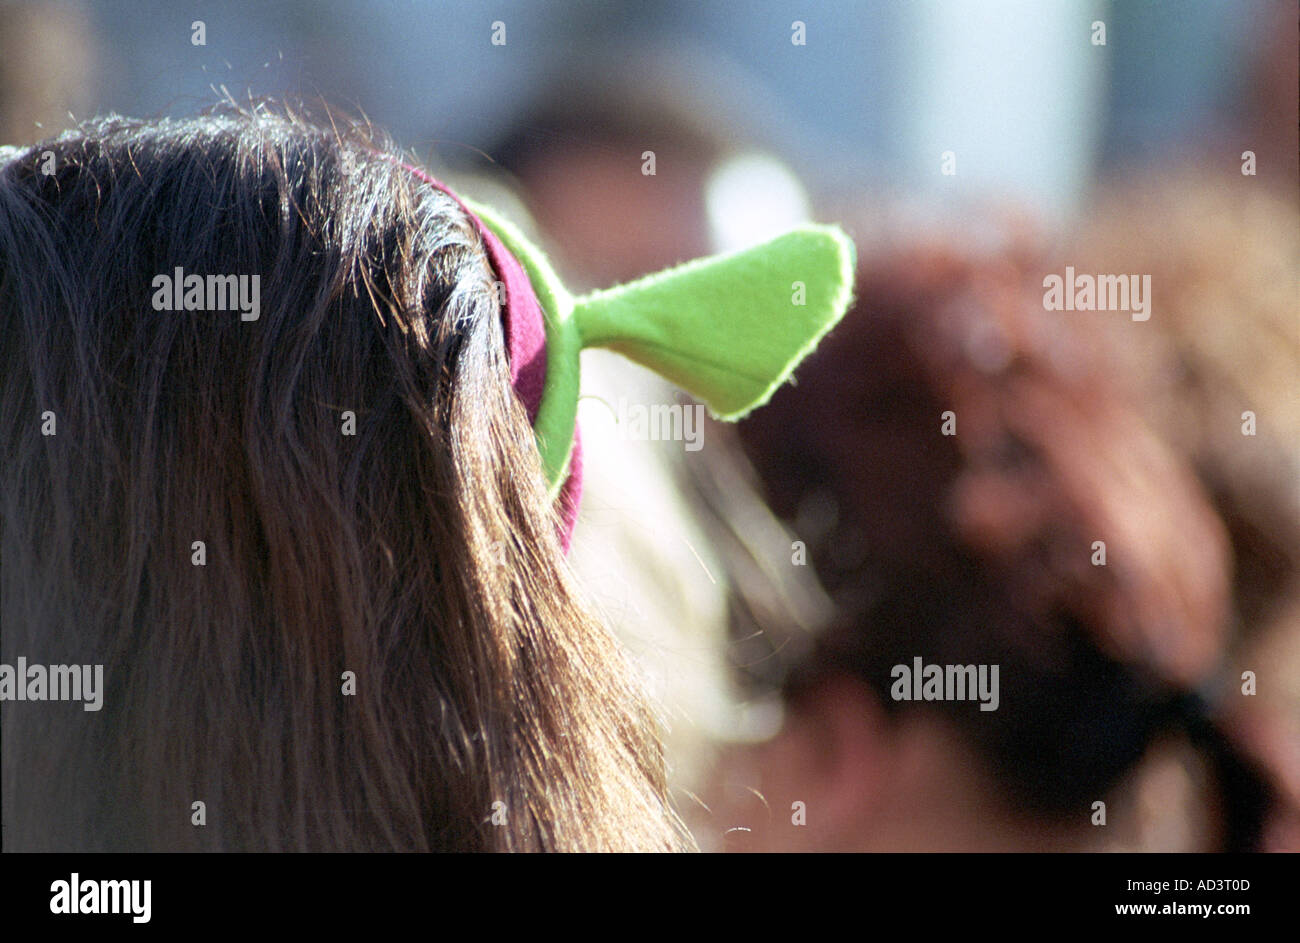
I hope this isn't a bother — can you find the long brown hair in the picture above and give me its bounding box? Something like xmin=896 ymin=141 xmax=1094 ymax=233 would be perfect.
xmin=0 ymin=106 xmax=691 ymax=851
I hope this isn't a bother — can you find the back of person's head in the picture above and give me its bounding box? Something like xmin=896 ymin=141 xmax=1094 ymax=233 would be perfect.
xmin=732 ymin=226 xmax=1285 ymax=851
xmin=0 ymin=106 xmax=690 ymax=851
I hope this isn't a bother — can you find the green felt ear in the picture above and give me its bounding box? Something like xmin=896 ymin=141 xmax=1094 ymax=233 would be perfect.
xmin=466 ymin=200 xmax=855 ymax=493
xmin=571 ymin=225 xmax=855 ymax=419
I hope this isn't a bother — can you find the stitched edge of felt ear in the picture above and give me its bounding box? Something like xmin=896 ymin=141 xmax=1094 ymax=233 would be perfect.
xmin=569 ymin=224 xmax=856 ymax=420
xmin=463 ymin=197 xmax=580 ymax=494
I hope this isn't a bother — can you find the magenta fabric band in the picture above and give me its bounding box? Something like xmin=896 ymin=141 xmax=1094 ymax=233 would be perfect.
xmin=393 ymin=159 xmax=582 ymax=549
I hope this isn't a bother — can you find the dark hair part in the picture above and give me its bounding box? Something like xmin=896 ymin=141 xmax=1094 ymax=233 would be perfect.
xmin=735 ymin=237 xmax=1281 ymax=851
xmin=0 ymin=107 xmax=691 ymax=851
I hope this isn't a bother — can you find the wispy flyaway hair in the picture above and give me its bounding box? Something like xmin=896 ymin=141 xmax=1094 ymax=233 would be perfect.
xmin=0 ymin=106 xmax=691 ymax=851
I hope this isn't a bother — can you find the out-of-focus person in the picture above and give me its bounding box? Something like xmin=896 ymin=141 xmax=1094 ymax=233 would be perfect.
xmin=705 ymin=213 xmax=1297 ymax=852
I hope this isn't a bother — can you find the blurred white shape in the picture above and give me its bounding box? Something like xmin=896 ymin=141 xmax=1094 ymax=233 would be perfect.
xmin=897 ymin=0 xmax=1106 ymax=221
xmin=705 ymin=152 xmax=812 ymax=254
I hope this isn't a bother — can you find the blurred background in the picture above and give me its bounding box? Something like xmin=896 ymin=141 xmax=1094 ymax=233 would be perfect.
xmin=2 ymin=0 xmax=1294 ymax=251
xmin=3 ymin=0 xmax=1296 ymax=852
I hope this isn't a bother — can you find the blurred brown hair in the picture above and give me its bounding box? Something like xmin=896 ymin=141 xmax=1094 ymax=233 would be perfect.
xmin=1067 ymin=170 xmax=1300 ymax=849
xmin=734 ymin=220 xmax=1288 ymax=850
xmin=0 ymin=106 xmax=690 ymax=851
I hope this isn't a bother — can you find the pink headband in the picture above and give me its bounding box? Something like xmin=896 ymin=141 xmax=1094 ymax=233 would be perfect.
xmin=396 ymin=161 xmax=582 ymax=550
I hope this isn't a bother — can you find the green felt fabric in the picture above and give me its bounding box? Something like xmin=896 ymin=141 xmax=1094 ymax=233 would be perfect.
xmin=571 ymin=225 xmax=855 ymax=419
xmin=464 ymin=197 xmax=579 ymax=495
xmin=466 ymin=200 xmax=855 ymax=490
